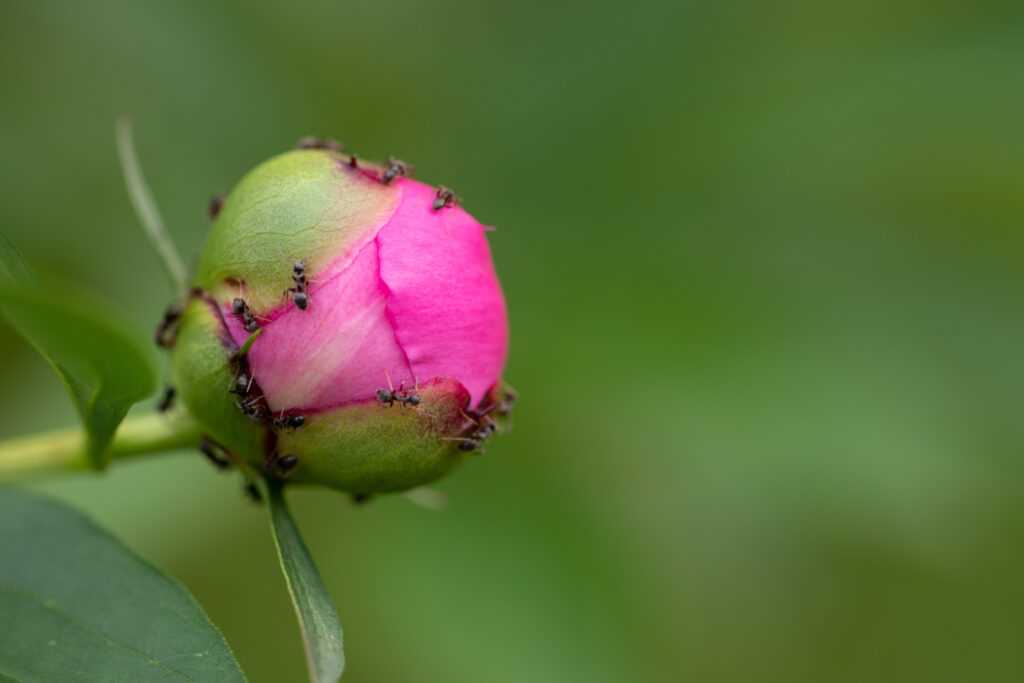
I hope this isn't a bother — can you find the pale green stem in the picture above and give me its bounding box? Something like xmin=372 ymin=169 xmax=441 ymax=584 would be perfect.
xmin=0 ymin=411 xmax=203 ymax=482
xmin=115 ymin=116 xmax=189 ymax=295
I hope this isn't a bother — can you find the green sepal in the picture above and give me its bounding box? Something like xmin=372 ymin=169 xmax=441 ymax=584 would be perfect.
xmin=194 ymin=150 xmax=398 ymax=312
xmin=277 ymin=378 xmax=471 ymax=494
xmin=170 ymin=297 xmax=266 ymax=466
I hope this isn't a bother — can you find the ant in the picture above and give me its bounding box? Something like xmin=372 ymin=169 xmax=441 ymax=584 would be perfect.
xmin=351 ymin=493 xmax=373 ymax=505
xmin=272 ymin=452 xmax=299 ymax=475
xmin=464 ymin=409 xmax=498 ymax=442
xmin=494 ymin=386 xmax=518 ymax=418
xmin=444 ymin=406 xmax=500 ymax=453
xmin=296 ymin=137 xmax=342 ymax=151
xmin=432 ymin=186 xmax=459 ymax=211
xmin=229 ymin=370 xmax=252 ymax=396
xmin=236 ymin=396 xmax=267 ymax=422
xmin=157 ymin=386 xmax=176 ymax=413
xmin=198 ymin=437 xmax=232 ymax=470
xmin=380 ymin=157 xmax=413 ymax=185
xmin=444 ymin=435 xmax=486 ymax=453
xmin=376 ymin=372 xmax=421 ymax=407
xmin=208 ymin=194 xmax=224 ymax=219
xmin=286 ymin=260 xmax=309 ymax=310
xmin=472 ymin=415 xmax=497 ymax=440
xmin=244 ymin=482 xmax=263 ymax=503
xmin=273 ymin=413 xmax=306 ymax=430
xmin=154 ymin=303 xmax=183 ymax=348
xmin=232 ymin=297 xmax=260 ymax=332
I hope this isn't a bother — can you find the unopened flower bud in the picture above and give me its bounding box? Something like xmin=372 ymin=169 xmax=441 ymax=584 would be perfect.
xmin=170 ymin=148 xmax=511 ymax=494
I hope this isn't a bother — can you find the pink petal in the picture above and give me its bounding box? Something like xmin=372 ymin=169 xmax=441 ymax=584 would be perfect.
xmin=377 ymin=180 xmax=508 ymax=407
xmin=221 ymin=177 xmax=507 ymax=411
xmin=222 ymin=239 xmax=414 ymax=412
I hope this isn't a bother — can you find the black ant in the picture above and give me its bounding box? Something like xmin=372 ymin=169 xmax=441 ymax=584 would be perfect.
xmin=297 ymin=137 xmax=342 ymax=152
xmin=273 ymin=414 xmax=306 ymax=430
xmin=444 ymin=407 xmax=500 ymax=453
xmin=381 ymin=157 xmax=413 ymax=185
xmin=244 ymin=482 xmax=263 ymax=502
xmin=208 ymin=194 xmax=224 ymax=219
xmin=494 ymin=386 xmax=518 ymax=417
xmin=228 ymin=341 xmax=271 ymax=425
xmin=229 ymin=370 xmax=253 ymax=396
xmin=465 ymin=410 xmax=498 ymax=442
xmin=232 ymin=297 xmax=260 ymax=332
xmin=351 ymin=493 xmax=373 ymax=505
xmin=157 ymin=386 xmax=176 ymax=413
xmin=432 ymin=186 xmax=459 ymax=211
xmin=444 ymin=435 xmax=486 ymax=453
xmin=286 ymin=261 xmax=309 ymax=310
xmin=154 ymin=303 xmax=183 ymax=348
xmin=376 ymin=373 xmax=421 ymax=407
xmin=472 ymin=415 xmax=497 ymax=440
xmin=236 ymin=396 xmax=267 ymax=422
xmin=274 ymin=453 xmax=299 ymax=475
xmin=198 ymin=437 xmax=232 ymax=470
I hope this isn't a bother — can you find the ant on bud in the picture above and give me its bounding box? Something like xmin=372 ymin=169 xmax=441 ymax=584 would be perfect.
xmin=230 ymin=371 xmax=253 ymax=396
xmin=286 ymin=260 xmax=310 ymax=310
xmin=297 ymin=137 xmax=342 ymax=151
xmin=465 ymin=409 xmax=498 ymax=443
xmin=273 ymin=413 xmax=306 ymax=430
xmin=380 ymin=157 xmax=413 ymax=185
xmin=497 ymin=388 xmax=518 ymax=417
xmin=198 ymin=437 xmax=232 ymax=470
xmin=232 ymin=297 xmax=260 ymax=332
xmin=154 ymin=303 xmax=183 ymax=348
xmin=351 ymin=493 xmax=373 ymax=505
xmin=444 ymin=406 xmax=501 ymax=453
xmin=236 ymin=396 xmax=267 ymax=422
xmin=274 ymin=453 xmax=300 ymax=475
xmin=244 ymin=482 xmax=263 ymax=502
xmin=376 ymin=372 xmax=421 ymax=407
xmin=157 ymin=386 xmax=176 ymax=413
xmin=443 ymin=436 xmax=486 ymax=453
xmin=208 ymin=194 xmax=224 ymax=219
xmin=432 ymin=186 xmax=459 ymax=211
xmin=472 ymin=415 xmax=497 ymax=440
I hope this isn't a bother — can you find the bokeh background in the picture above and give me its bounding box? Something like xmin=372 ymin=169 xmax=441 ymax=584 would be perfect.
xmin=2 ymin=1 xmax=1023 ymax=681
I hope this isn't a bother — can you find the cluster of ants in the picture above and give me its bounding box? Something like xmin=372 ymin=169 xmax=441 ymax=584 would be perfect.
xmin=227 ymin=336 xmax=305 ymax=475
xmin=297 ymin=136 xmax=459 ymax=211
xmin=374 ymin=377 xmax=517 ymax=454
xmin=447 ymin=386 xmax=517 ymax=454
xmin=206 ymin=139 xmax=459 ymax=220
xmin=232 ymin=259 xmax=311 ymax=336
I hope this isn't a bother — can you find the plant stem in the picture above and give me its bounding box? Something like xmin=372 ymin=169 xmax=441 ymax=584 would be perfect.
xmin=0 ymin=411 xmax=203 ymax=482
xmin=115 ymin=117 xmax=189 ymax=295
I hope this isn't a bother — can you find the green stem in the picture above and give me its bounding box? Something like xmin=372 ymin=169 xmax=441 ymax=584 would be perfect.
xmin=0 ymin=411 xmax=203 ymax=482
xmin=115 ymin=117 xmax=189 ymax=294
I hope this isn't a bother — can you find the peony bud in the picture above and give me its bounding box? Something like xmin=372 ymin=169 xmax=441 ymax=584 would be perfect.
xmin=169 ymin=147 xmax=512 ymax=494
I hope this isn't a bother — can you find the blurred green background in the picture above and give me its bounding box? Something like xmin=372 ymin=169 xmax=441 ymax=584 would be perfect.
xmin=2 ymin=1 xmax=1023 ymax=681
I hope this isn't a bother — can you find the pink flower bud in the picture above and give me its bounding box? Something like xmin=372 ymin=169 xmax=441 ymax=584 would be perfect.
xmin=169 ymin=148 xmax=512 ymax=494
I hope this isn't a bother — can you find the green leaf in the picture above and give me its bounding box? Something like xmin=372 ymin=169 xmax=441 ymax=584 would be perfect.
xmin=267 ymin=481 xmax=345 ymax=683
xmin=0 ymin=236 xmax=157 ymax=468
xmin=0 ymin=237 xmax=31 ymax=283
xmin=0 ymin=486 xmax=247 ymax=682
